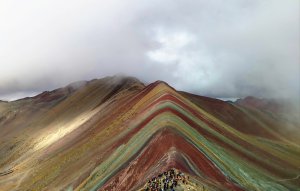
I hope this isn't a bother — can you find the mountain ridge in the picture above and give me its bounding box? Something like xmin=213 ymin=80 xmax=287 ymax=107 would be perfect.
xmin=0 ymin=76 xmax=299 ymax=191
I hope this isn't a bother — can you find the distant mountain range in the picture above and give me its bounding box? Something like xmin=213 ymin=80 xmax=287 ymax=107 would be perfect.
xmin=0 ymin=76 xmax=299 ymax=190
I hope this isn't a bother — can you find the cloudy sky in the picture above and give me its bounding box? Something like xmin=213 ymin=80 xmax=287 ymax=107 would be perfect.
xmin=0 ymin=0 xmax=299 ymax=101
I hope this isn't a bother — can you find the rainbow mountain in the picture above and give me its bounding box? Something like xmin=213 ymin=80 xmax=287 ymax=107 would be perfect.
xmin=0 ymin=76 xmax=299 ymax=191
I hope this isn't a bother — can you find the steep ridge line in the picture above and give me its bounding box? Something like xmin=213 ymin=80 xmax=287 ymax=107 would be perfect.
xmin=133 ymin=82 xmax=299 ymax=169
xmin=75 ymin=82 xmax=300 ymax=191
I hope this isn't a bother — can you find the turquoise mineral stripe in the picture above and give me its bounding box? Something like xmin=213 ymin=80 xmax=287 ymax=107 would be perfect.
xmin=135 ymin=100 xmax=293 ymax=176
xmin=81 ymin=111 xmax=293 ymax=191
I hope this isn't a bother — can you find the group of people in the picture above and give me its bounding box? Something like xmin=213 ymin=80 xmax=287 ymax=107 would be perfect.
xmin=144 ymin=168 xmax=188 ymax=191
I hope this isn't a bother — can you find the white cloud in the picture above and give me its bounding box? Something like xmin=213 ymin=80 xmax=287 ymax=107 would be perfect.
xmin=147 ymin=30 xmax=195 ymax=63
xmin=147 ymin=29 xmax=218 ymax=91
xmin=0 ymin=0 xmax=299 ymax=102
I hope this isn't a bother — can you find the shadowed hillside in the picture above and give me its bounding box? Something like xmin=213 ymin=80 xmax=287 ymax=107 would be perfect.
xmin=0 ymin=76 xmax=299 ymax=191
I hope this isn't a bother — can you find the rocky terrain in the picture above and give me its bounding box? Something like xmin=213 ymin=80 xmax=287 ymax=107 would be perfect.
xmin=0 ymin=76 xmax=299 ymax=191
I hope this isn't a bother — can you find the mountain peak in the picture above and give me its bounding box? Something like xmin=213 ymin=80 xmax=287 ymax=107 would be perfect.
xmin=1 ymin=76 xmax=299 ymax=191
xmin=236 ymin=96 xmax=282 ymax=114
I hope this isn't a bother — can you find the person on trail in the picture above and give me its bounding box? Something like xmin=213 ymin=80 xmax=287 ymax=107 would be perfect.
xmin=174 ymin=180 xmax=178 ymax=187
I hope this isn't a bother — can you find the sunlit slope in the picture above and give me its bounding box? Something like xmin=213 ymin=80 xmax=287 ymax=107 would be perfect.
xmin=0 ymin=76 xmax=145 ymax=190
xmin=0 ymin=77 xmax=299 ymax=191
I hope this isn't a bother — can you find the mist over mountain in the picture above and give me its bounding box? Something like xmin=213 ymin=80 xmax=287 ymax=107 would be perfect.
xmin=0 ymin=0 xmax=299 ymax=104
xmin=1 ymin=0 xmax=299 ymax=190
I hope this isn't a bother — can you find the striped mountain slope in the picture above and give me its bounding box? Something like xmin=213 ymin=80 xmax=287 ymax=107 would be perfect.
xmin=0 ymin=76 xmax=299 ymax=191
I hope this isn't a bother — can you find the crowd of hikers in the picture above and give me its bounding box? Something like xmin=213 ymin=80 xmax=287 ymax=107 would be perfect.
xmin=144 ymin=168 xmax=189 ymax=191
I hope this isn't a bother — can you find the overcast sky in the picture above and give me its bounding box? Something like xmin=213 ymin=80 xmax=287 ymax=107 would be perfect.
xmin=0 ymin=0 xmax=299 ymax=101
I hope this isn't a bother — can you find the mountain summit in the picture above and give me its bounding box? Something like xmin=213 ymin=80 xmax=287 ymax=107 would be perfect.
xmin=0 ymin=76 xmax=299 ymax=191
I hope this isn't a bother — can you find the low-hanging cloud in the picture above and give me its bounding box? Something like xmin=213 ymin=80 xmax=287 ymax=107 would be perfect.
xmin=0 ymin=0 xmax=299 ymax=102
